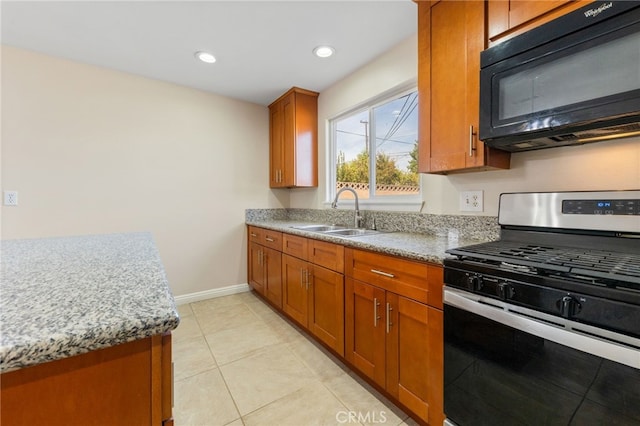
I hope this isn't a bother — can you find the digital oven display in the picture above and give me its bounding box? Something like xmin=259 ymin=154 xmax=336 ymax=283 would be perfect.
xmin=562 ymin=199 xmax=640 ymax=215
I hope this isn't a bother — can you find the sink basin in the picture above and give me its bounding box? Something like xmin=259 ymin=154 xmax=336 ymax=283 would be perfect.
xmin=292 ymin=224 xmax=382 ymax=238
xmin=292 ymin=224 xmax=347 ymax=232
xmin=323 ymin=229 xmax=381 ymax=237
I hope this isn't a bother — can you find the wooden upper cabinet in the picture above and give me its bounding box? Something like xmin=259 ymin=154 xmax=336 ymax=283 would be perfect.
xmin=418 ymin=0 xmax=510 ymax=174
xmin=488 ymin=0 xmax=593 ymax=45
xmin=268 ymin=87 xmax=319 ymax=188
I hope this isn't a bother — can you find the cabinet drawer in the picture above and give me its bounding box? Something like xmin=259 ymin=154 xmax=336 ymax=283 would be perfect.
xmin=283 ymin=234 xmax=308 ymax=260
xmin=248 ymin=226 xmax=282 ymax=251
xmin=345 ymin=248 xmax=430 ymax=304
xmin=309 ymin=240 xmax=344 ymax=273
xmin=248 ymin=226 xmax=263 ymax=243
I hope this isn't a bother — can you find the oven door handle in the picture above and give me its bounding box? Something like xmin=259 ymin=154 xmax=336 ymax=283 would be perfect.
xmin=444 ymin=287 xmax=640 ymax=369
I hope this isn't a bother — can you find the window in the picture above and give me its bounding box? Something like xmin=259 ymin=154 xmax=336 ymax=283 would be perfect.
xmin=330 ymin=88 xmax=420 ymax=204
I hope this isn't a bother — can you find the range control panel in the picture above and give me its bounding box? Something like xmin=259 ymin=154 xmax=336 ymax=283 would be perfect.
xmin=562 ymin=199 xmax=640 ymax=215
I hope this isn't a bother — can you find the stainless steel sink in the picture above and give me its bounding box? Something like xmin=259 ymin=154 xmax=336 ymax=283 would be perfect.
xmin=292 ymin=224 xmax=348 ymax=232
xmin=292 ymin=224 xmax=381 ymax=238
xmin=323 ymin=229 xmax=381 ymax=237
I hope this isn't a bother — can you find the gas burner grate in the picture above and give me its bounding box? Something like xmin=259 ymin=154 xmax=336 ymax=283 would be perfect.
xmin=447 ymin=241 xmax=640 ymax=287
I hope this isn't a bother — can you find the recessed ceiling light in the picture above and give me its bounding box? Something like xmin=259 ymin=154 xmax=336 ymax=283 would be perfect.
xmin=195 ymin=51 xmax=216 ymax=64
xmin=313 ymin=46 xmax=335 ymax=58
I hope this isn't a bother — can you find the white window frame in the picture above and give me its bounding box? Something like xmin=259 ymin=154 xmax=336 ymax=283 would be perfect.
xmin=326 ymin=80 xmax=422 ymax=211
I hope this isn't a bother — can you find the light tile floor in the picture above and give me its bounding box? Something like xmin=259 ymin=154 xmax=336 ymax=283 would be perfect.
xmin=172 ymin=291 xmax=419 ymax=426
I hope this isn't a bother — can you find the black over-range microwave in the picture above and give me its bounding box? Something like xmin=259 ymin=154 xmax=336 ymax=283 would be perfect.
xmin=479 ymin=1 xmax=640 ymax=152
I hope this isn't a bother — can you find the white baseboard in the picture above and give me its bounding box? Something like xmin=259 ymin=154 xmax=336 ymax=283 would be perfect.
xmin=174 ymin=283 xmax=250 ymax=305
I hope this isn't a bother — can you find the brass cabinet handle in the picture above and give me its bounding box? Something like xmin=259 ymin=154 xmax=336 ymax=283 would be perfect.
xmin=371 ymin=269 xmax=395 ymax=279
xmin=265 ymin=237 xmax=275 ymax=242
xmin=374 ymin=297 xmax=381 ymax=327
xmin=469 ymin=125 xmax=477 ymax=157
xmin=386 ymin=303 xmax=393 ymax=334
xmin=250 ymin=233 xmax=257 ymax=237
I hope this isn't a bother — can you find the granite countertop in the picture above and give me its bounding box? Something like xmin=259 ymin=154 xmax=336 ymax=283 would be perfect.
xmin=247 ymin=220 xmax=488 ymax=264
xmin=0 ymin=232 xmax=180 ymax=373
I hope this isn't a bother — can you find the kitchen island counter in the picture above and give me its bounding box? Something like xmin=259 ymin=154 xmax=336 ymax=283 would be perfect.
xmin=0 ymin=232 xmax=179 ymax=373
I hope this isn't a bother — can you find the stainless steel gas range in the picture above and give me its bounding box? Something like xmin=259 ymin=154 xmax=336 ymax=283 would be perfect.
xmin=443 ymin=190 xmax=640 ymax=426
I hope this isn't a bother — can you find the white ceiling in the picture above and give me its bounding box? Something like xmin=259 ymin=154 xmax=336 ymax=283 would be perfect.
xmin=1 ymin=1 xmax=417 ymax=106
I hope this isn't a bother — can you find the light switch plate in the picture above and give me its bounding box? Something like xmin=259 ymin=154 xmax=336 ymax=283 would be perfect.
xmin=460 ymin=190 xmax=483 ymax=212
xmin=3 ymin=190 xmax=18 ymax=206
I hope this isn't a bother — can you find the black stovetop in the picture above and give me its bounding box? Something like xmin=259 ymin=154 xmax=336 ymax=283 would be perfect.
xmin=447 ymin=239 xmax=640 ymax=290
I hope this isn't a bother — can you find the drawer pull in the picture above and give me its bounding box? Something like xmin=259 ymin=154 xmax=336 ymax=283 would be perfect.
xmin=265 ymin=237 xmax=275 ymax=242
xmin=250 ymin=233 xmax=257 ymax=237
xmin=371 ymin=269 xmax=395 ymax=278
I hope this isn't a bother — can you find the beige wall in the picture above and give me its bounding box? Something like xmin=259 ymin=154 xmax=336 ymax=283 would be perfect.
xmin=1 ymin=45 xmax=288 ymax=297
xmin=290 ymin=34 xmax=640 ymax=216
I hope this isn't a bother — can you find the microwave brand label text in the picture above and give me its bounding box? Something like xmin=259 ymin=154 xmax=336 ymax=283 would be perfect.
xmin=584 ymin=2 xmax=613 ymax=18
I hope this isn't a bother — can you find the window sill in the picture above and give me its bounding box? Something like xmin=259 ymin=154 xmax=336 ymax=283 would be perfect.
xmin=323 ymin=198 xmax=424 ymax=212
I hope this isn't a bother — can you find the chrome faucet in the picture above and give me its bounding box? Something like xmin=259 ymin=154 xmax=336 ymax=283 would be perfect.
xmin=331 ymin=187 xmax=363 ymax=228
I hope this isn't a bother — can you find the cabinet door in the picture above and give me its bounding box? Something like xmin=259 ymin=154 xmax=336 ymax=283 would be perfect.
xmin=487 ymin=0 xmax=590 ymax=44
xmin=268 ymin=87 xmax=318 ymax=188
xmin=269 ymin=100 xmax=285 ymax=187
xmin=248 ymin=242 xmax=266 ymax=296
xmin=345 ymin=278 xmax=386 ymax=388
xmin=282 ymin=92 xmax=295 ymax=187
xmin=265 ymin=248 xmax=282 ymax=309
xmin=308 ymin=266 xmax=344 ymax=356
xmin=419 ymin=1 xmax=510 ymax=174
xmin=431 ymin=0 xmax=483 ymax=171
xmin=386 ymin=294 xmax=432 ymax=424
xmin=282 ymin=254 xmax=309 ymax=327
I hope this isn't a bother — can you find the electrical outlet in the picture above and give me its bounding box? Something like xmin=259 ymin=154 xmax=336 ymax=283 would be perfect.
xmin=460 ymin=190 xmax=483 ymax=212
xmin=4 ymin=191 xmax=18 ymax=206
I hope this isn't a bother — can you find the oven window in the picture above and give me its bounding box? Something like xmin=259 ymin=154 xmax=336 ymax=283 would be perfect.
xmin=444 ymin=304 xmax=640 ymax=425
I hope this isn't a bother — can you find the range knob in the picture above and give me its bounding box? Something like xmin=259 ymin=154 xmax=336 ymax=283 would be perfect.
xmin=467 ymin=274 xmax=483 ymax=291
xmin=498 ymin=282 xmax=515 ymax=300
xmin=558 ymin=295 xmax=581 ymax=318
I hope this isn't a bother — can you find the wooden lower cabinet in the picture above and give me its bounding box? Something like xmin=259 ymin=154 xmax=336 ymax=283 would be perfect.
xmin=282 ymin=254 xmax=309 ymax=325
xmin=264 ymin=247 xmax=282 ymax=308
xmin=308 ymin=265 xmax=345 ymax=356
xmin=248 ymin=226 xmax=445 ymax=425
xmin=282 ymin=253 xmax=345 ymax=356
xmin=1 ymin=334 xmax=173 ymax=426
xmin=249 ymin=241 xmax=267 ymax=295
xmin=345 ymin=279 xmax=443 ymax=426
xmin=249 ymin=242 xmax=282 ymax=308
xmin=345 ymin=278 xmax=386 ymax=387
xmin=387 ymin=293 xmax=443 ymax=426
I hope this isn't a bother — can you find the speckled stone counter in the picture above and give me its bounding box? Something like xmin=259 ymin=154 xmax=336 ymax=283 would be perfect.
xmin=246 ymin=219 xmax=493 ymax=264
xmin=0 ymin=232 xmax=180 ymax=373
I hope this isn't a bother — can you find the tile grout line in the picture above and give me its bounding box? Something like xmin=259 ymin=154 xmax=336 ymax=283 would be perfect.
xmin=194 ymin=300 xmax=247 ymax=426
